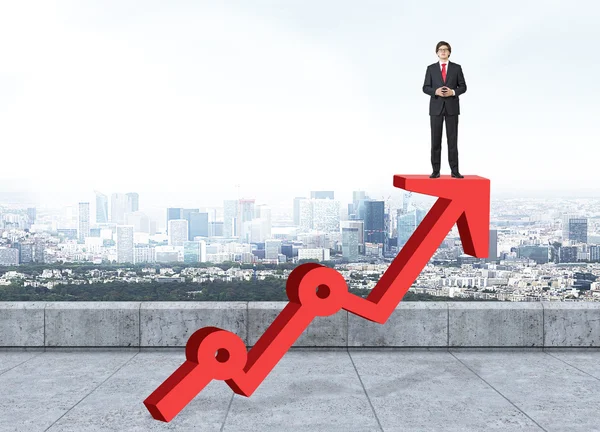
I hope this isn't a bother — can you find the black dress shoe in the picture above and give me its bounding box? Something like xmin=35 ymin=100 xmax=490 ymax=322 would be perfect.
xmin=451 ymin=172 xmax=464 ymax=178
xmin=429 ymin=172 xmax=440 ymax=178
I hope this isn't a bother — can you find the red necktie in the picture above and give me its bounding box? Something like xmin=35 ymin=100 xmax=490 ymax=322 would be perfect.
xmin=441 ymin=63 xmax=447 ymax=82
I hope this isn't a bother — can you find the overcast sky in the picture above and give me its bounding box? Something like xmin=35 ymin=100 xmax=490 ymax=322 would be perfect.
xmin=0 ymin=0 xmax=597 ymax=210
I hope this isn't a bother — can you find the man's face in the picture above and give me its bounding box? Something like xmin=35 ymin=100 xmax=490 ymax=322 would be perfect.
xmin=437 ymin=46 xmax=450 ymax=61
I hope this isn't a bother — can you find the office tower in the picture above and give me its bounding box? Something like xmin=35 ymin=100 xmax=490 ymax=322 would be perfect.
xmin=402 ymin=192 xmax=413 ymax=214
xmin=26 ymin=207 xmax=36 ymax=225
xmin=488 ymin=229 xmax=498 ymax=262
xmin=364 ymin=200 xmax=385 ymax=245
xmin=299 ymin=199 xmax=313 ymax=230
xmin=356 ymin=199 xmax=370 ymax=220
xmin=95 ymin=191 xmax=108 ymax=224
xmin=182 ymin=208 xmax=199 ymax=221
xmin=567 ymin=218 xmax=588 ymax=243
xmin=518 ymin=246 xmax=550 ymax=264
xmin=353 ymin=190 xmax=366 ymax=204
xmin=265 ymin=239 xmax=282 ymax=260
xmin=342 ymin=227 xmax=359 ymax=262
xmin=351 ymin=191 xmax=366 ymax=218
xmin=189 ymin=212 xmax=209 ymax=239
xmin=166 ymin=208 xmax=183 ymax=234
xmin=209 ymin=222 xmax=224 ymax=237
xmin=342 ymin=220 xmax=364 ymax=245
xmin=293 ymin=197 xmax=305 ymax=226
xmin=313 ymin=199 xmax=340 ymax=232
xmin=397 ymin=209 xmax=427 ymax=247
xmin=311 ymin=191 xmax=334 ymax=199
xmin=223 ymin=200 xmax=238 ymax=238
xmin=125 ymin=211 xmax=150 ymax=233
xmin=590 ymin=245 xmax=600 ymax=262
xmin=116 ymin=225 xmax=135 ymax=264
xmin=0 ymin=248 xmax=19 ymax=266
xmin=347 ymin=203 xmax=355 ymax=219
xmin=255 ymin=204 xmax=272 ymax=240
xmin=184 ymin=240 xmax=206 ymax=263
xmin=78 ymin=202 xmax=90 ymax=242
xmin=237 ymin=199 xmax=255 ymax=242
xmin=168 ymin=219 xmax=188 ymax=246
xmin=559 ymin=246 xmax=578 ymax=263
xmin=134 ymin=246 xmax=155 ymax=264
xmin=126 ymin=193 xmax=139 ymax=213
xmin=33 ymin=240 xmax=45 ymax=263
xmin=111 ymin=193 xmax=128 ymax=225
xmin=14 ymin=242 xmax=33 ymax=264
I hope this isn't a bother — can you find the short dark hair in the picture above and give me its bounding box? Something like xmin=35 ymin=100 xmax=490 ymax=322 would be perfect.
xmin=436 ymin=41 xmax=451 ymax=55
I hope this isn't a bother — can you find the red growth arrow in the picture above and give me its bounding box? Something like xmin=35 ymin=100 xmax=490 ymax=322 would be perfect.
xmin=144 ymin=174 xmax=490 ymax=422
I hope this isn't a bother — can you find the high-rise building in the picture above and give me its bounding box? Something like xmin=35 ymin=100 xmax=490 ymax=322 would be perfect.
xmin=189 ymin=212 xmax=209 ymax=239
xmin=116 ymin=225 xmax=135 ymax=263
xmin=518 ymin=246 xmax=550 ymax=264
xmin=397 ymin=209 xmax=427 ymax=247
xmin=311 ymin=191 xmax=334 ymax=199
xmin=590 ymin=245 xmax=600 ymax=262
xmin=166 ymin=208 xmax=183 ymax=234
xmin=265 ymin=239 xmax=282 ymax=260
xmin=237 ymin=199 xmax=255 ymax=243
xmin=182 ymin=208 xmax=199 ymax=221
xmin=299 ymin=199 xmax=313 ymax=230
xmin=342 ymin=220 xmax=364 ymax=245
xmin=559 ymin=246 xmax=578 ymax=263
xmin=364 ymin=200 xmax=385 ymax=245
xmin=488 ymin=229 xmax=498 ymax=262
xmin=34 ymin=240 xmax=45 ymax=263
xmin=351 ymin=191 xmax=367 ymax=218
xmin=111 ymin=193 xmax=128 ymax=225
xmin=14 ymin=242 xmax=33 ymax=264
xmin=0 ymin=247 xmax=19 ymax=266
xmin=223 ymin=200 xmax=238 ymax=238
xmin=168 ymin=219 xmax=188 ymax=246
xmin=78 ymin=202 xmax=90 ymax=242
xmin=125 ymin=211 xmax=150 ymax=233
xmin=255 ymin=205 xmax=272 ymax=240
xmin=342 ymin=227 xmax=359 ymax=262
xmin=184 ymin=240 xmax=206 ymax=263
xmin=134 ymin=245 xmax=155 ymax=264
xmin=126 ymin=193 xmax=139 ymax=213
xmin=95 ymin=192 xmax=108 ymax=224
xmin=26 ymin=207 xmax=36 ymax=226
xmin=209 ymin=221 xmax=224 ymax=237
xmin=293 ymin=197 xmax=305 ymax=226
xmin=313 ymin=199 xmax=340 ymax=232
xmin=568 ymin=218 xmax=587 ymax=243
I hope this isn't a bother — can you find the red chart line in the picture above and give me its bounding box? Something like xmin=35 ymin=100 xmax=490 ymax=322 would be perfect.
xmin=144 ymin=174 xmax=490 ymax=422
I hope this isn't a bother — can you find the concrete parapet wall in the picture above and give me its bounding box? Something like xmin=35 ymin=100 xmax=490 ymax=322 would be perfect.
xmin=1 ymin=302 xmax=599 ymax=348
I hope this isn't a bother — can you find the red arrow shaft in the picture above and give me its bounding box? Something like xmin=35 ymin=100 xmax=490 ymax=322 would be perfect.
xmin=351 ymin=196 xmax=462 ymax=321
xmin=227 ymin=197 xmax=463 ymax=396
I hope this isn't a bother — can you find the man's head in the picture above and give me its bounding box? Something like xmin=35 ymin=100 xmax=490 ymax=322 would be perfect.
xmin=436 ymin=41 xmax=451 ymax=61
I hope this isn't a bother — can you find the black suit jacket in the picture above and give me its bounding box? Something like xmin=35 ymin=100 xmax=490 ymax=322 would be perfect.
xmin=422 ymin=61 xmax=467 ymax=116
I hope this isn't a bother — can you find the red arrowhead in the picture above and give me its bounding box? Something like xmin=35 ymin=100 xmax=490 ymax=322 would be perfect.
xmin=393 ymin=175 xmax=490 ymax=258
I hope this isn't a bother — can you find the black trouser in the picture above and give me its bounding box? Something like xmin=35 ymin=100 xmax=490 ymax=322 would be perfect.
xmin=430 ymin=103 xmax=459 ymax=173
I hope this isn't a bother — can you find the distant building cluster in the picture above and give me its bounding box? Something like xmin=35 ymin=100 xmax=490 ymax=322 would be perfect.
xmin=2 ymin=190 xmax=600 ymax=301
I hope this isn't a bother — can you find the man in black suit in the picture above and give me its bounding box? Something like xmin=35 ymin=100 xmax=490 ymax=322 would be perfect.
xmin=422 ymin=41 xmax=467 ymax=178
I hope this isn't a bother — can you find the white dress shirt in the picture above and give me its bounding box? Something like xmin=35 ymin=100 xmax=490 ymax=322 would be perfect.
xmin=439 ymin=60 xmax=456 ymax=96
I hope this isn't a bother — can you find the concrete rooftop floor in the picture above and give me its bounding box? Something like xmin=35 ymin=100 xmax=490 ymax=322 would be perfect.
xmin=0 ymin=348 xmax=599 ymax=432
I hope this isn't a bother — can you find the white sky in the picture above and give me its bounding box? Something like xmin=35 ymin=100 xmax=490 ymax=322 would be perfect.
xmin=0 ymin=0 xmax=597 ymax=209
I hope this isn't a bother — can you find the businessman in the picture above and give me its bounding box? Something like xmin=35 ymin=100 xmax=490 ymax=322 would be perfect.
xmin=422 ymin=41 xmax=467 ymax=178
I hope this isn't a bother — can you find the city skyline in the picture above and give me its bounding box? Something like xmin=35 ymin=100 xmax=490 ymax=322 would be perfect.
xmin=0 ymin=1 xmax=597 ymax=205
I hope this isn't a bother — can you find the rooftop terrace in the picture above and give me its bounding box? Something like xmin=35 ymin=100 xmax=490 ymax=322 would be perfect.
xmin=0 ymin=301 xmax=599 ymax=431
